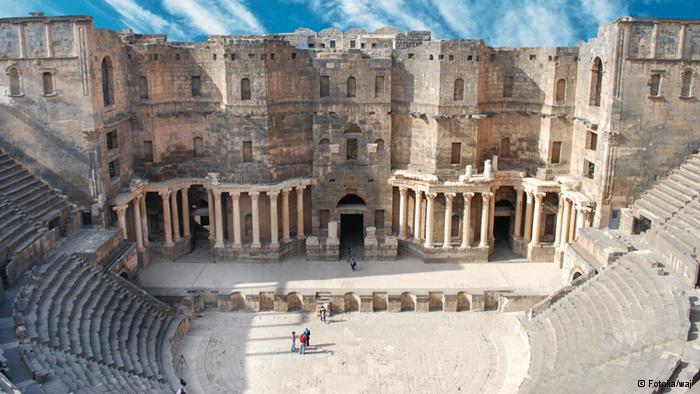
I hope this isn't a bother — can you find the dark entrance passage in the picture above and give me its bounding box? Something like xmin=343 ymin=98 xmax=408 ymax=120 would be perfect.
xmin=494 ymin=216 xmax=511 ymax=243
xmin=340 ymin=214 xmax=363 ymax=259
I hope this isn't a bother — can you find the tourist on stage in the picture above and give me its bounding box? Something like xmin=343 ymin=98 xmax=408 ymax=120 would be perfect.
xmin=291 ymin=331 xmax=297 ymax=352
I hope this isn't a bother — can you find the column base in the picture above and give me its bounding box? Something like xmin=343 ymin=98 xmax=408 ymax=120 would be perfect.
xmin=527 ymin=243 xmax=556 ymax=262
xmin=270 ymin=243 xmax=280 ymax=250
xmin=232 ymin=243 xmax=242 ymax=251
xmin=251 ymin=243 xmax=262 ymax=249
xmin=282 ymin=237 xmax=292 ymax=243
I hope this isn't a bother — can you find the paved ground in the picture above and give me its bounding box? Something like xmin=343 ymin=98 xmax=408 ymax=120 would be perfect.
xmin=175 ymin=311 xmax=529 ymax=394
xmin=140 ymin=247 xmax=561 ymax=295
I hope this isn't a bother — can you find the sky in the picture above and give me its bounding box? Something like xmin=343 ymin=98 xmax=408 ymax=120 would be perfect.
xmin=0 ymin=0 xmax=698 ymax=47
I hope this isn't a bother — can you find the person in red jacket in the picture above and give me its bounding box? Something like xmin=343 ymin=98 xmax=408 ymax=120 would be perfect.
xmin=298 ymin=332 xmax=306 ymax=355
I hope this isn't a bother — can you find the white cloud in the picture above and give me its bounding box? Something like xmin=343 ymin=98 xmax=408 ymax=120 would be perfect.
xmin=298 ymin=0 xmax=629 ymax=46
xmin=103 ymin=0 xmax=186 ymax=39
xmin=161 ymin=0 xmax=265 ymax=35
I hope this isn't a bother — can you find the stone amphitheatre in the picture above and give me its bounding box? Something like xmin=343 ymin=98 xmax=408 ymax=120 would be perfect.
xmin=0 ymin=11 xmax=699 ymax=393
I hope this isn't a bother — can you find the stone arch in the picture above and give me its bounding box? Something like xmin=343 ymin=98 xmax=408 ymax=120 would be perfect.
xmin=555 ymin=78 xmax=566 ymax=102
xmin=101 ymin=56 xmax=114 ymax=106
xmin=456 ymin=292 xmax=470 ymax=311
xmin=193 ymin=136 xmax=203 ymax=157
xmin=259 ymin=291 xmax=274 ymax=311
xmin=589 ymin=57 xmax=602 ymax=107
xmin=346 ymin=76 xmax=356 ymax=97
xmin=287 ymin=292 xmax=303 ymax=312
xmin=400 ymin=292 xmax=416 ymax=312
xmin=337 ymin=194 xmax=366 ymax=207
xmin=682 ymin=69 xmax=693 ymax=97
xmin=345 ymin=124 xmax=361 ymax=134
xmin=453 ymin=78 xmax=464 ymax=101
xmin=372 ymin=292 xmax=387 ymax=312
xmin=344 ymin=292 xmax=360 ymax=312
xmin=241 ymin=78 xmax=251 ymax=100
xmin=572 ymin=271 xmax=582 ymax=281
xmin=139 ymin=76 xmax=149 ymax=101
xmin=230 ymin=291 xmax=246 ymax=310
xmin=374 ymin=138 xmax=385 ymax=153
xmin=319 ymin=138 xmax=330 ymax=145
xmin=7 ymin=66 xmax=21 ymax=96
xmin=42 ymin=71 xmax=54 ymax=95
xmin=429 ymin=292 xmax=443 ymax=311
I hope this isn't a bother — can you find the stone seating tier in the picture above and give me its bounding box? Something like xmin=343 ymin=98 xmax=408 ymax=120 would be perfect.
xmin=519 ymin=251 xmax=690 ymax=394
xmin=14 ymin=251 xmax=179 ymax=392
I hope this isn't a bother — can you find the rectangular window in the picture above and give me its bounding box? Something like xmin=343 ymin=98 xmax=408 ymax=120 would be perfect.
xmin=551 ymin=141 xmax=562 ymax=164
xmin=213 ymin=54 xmax=217 ymax=60
xmin=584 ymin=159 xmax=595 ymax=179
xmin=503 ymin=76 xmax=514 ymax=97
xmin=375 ymin=75 xmax=384 ymax=97
xmin=371 ymin=43 xmax=377 ymax=49
xmin=243 ymin=141 xmax=253 ymax=162
xmin=106 ymin=130 xmax=118 ymax=150
xmin=586 ymin=131 xmax=598 ymax=150
xmin=649 ymin=74 xmax=661 ymax=97
xmin=320 ymin=209 xmax=329 ymax=229
xmin=108 ymin=159 xmax=119 ymax=179
xmin=346 ymin=138 xmax=358 ymax=160
xmin=350 ymin=40 xmax=356 ymax=48
xmin=143 ymin=140 xmax=153 ymax=162
xmin=320 ymin=76 xmax=329 ymax=97
xmin=191 ymin=76 xmax=201 ymax=97
xmin=330 ymin=40 xmax=336 ymax=48
xmin=291 ymin=52 xmax=296 ymax=59
xmin=451 ymin=142 xmax=461 ymax=164
xmin=544 ymin=214 xmax=555 ymax=237
xmin=375 ymin=210 xmax=385 ymax=231
xmin=81 ymin=211 xmax=93 ymax=227
xmin=361 ymin=43 xmax=366 ymax=49
xmin=42 ymin=72 xmax=54 ymax=95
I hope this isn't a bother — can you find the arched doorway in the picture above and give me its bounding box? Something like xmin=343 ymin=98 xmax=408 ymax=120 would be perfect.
xmin=337 ymin=194 xmax=366 ymax=258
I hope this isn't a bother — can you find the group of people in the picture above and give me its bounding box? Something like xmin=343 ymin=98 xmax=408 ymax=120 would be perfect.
xmin=291 ymin=328 xmax=311 ymax=355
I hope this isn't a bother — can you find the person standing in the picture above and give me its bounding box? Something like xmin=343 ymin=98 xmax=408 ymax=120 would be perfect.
xmin=319 ymin=305 xmax=327 ymax=323
xmin=298 ymin=332 xmax=306 ymax=355
xmin=303 ymin=328 xmax=311 ymax=347
xmin=291 ymin=331 xmax=297 ymax=352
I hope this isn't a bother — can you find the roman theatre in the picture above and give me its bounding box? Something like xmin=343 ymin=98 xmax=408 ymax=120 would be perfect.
xmin=0 ymin=12 xmax=698 ymax=393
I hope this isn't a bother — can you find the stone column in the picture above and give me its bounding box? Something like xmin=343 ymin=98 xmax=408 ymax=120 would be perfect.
xmin=582 ymin=208 xmax=593 ymax=227
xmin=230 ymin=192 xmax=242 ymax=249
xmin=461 ymin=192 xmax=474 ymax=248
xmin=114 ymin=205 xmax=128 ymax=240
xmin=207 ymin=190 xmax=215 ymax=241
xmin=170 ymin=189 xmax=181 ymax=242
xmin=296 ymin=186 xmax=305 ymax=240
xmin=250 ymin=192 xmax=261 ymax=248
xmin=489 ymin=191 xmax=495 ymax=241
xmin=559 ymin=199 xmax=571 ymax=247
xmin=479 ymin=192 xmax=492 ymax=248
xmin=139 ymin=194 xmax=149 ymax=246
xmin=424 ymin=193 xmax=436 ymax=249
xmin=513 ymin=188 xmax=523 ymax=239
xmin=414 ymin=190 xmax=423 ymax=240
xmin=132 ymin=197 xmax=144 ymax=250
xmin=568 ymin=203 xmax=577 ymax=242
xmin=443 ymin=193 xmax=455 ymax=249
xmin=554 ymin=197 xmax=564 ymax=246
xmin=575 ymin=207 xmax=585 ymax=239
xmin=524 ymin=192 xmax=534 ymax=243
xmin=213 ymin=191 xmax=224 ymax=248
xmin=281 ymin=189 xmax=291 ymax=242
xmin=531 ymin=192 xmax=545 ymax=246
xmin=160 ymin=191 xmax=174 ymax=247
xmin=269 ymin=191 xmax=279 ymax=248
xmin=181 ymin=186 xmax=191 ymax=238
xmin=398 ymin=187 xmax=408 ymax=239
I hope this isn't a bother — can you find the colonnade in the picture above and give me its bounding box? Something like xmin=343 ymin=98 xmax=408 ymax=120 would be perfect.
xmin=210 ymin=185 xmax=306 ymax=249
xmin=114 ymin=182 xmax=308 ymax=251
xmin=397 ymin=187 xmax=492 ymax=249
xmin=554 ymin=196 xmax=593 ymax=247
xmin=512 ymin=189 xmax=548 ymax=247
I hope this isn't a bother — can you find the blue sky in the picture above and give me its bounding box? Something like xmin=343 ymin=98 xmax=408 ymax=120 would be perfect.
xmin=0 ymin=0 xmax=698 ymax=46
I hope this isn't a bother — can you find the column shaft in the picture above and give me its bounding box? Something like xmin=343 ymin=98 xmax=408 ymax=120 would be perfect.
xmin=139 ymin=194 xmax=149 ymax=246
xmin=414 ymin=190 xmax=423 ymax=240
xmin=296 ymin=186 xmax=305 ymax=239
xmin=531 ymin=192 xmax=545 ymax=245
xmin=424 ymin=193 xmax=436 ymax=248
xmin=443 ymin=193 xmax=455 ymax=249
xmin=568 ymin=204 xmax=577 ymax=242
xmin=479 ymin=193 xmax=492 ymax=248
xmin=133 ymin=198 xmax=144 ymax=249
xmin=513 ymin=189 xmax=523 ymax=239
xmin=524 ymin=192 xmax=534 ymax=242
xmin=170 ymin=190 xmax=181 ymax=241
xmin=559 ymin=199 xmax=571 ymax=247
xmin=214 ymin=191 xmax=224 ymax=248
xmin=489 ymin=192 xmax=495 ymax=241
xmin=269 ymin=192 xmax=279 ymax=247
xmin=554 ymin=197 xmax=564 ymax=246
xmin=114 ymin=205 xmax=128 ymax=240
xmin=398 ymin=188 xmax=408 ymax=239
xmin=461 ymin=193 xmax=473 ymax=248
xmin=207 ymin=190 xmax=215 ymax=240
xmin=231 ymin=192 xmax=242 ymax=249
xmin=161 ymin=192 xmax=174 ymax=247
xmin=282 ymin=189 xmax=291 ymax=242
xmin=251 ymin=192 xmax=261 ymax=248
xmin=182 ymin=187 xmax=190 ymax=238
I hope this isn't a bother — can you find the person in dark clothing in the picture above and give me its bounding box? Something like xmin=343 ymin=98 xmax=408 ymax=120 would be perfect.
xmin=303 ymin=328 xmax=311 ymax=347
